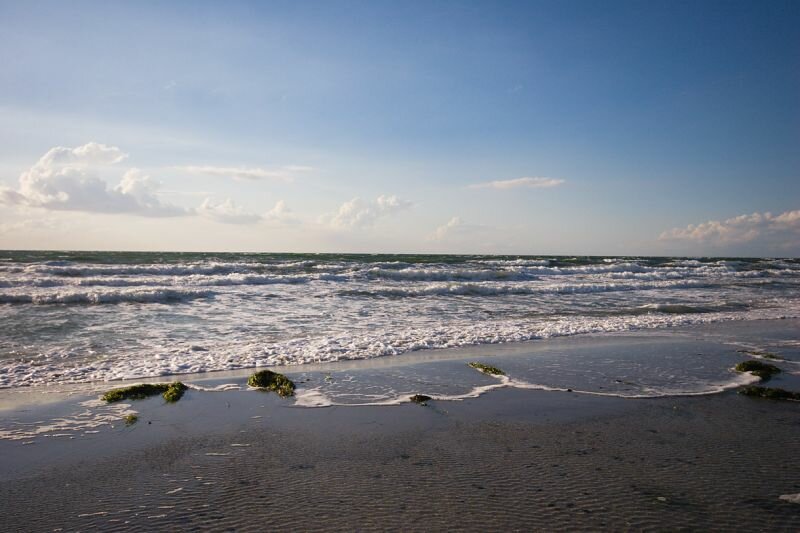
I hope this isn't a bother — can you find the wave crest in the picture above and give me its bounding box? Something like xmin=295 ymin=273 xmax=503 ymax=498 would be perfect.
xmin=0 ymin=288 xmax=214 ymax=305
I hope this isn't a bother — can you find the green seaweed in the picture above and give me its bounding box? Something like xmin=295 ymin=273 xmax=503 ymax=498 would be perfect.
xmin=102 ymin=381 xmax=188 ymax=403
xmin=734 ymin=360 xmax=781 ymax=380
xmin=468 ymin=362 xmax=505 ymax=376
xmin=410 ymin=394 xmax=432 ymax=405
xmin=162 ymin=382 xmax=188 ymax=403
xmin=738 ymin=386 xmax=800 ymax=401
xmin=247 ymin=370 xmax=295 ymax=397
xmin=124 ymin=414 xmax=139 ymax=425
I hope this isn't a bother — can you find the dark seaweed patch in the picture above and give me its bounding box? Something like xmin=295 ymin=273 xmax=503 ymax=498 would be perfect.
xmin=734 ymin=361 xmax=781 ymax=380
xmin=247 ymin=370 xmax=295 ymax=397
xmin=410 ymin=394 xmax=432 ymax=405
xmin=739 ymin=386 xmax=800 ymax=401
xmin=102 ymin=382 xmax=187 ymax=403
xmin=468 ymin=362 xmax=505 ymax=376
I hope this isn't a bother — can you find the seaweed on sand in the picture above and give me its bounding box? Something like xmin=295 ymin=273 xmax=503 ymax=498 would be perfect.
xmin=247 ymin=370 xmax=296 ymax=397
xmin=734 ymin=360 xmax=781 ymax=380
xmin=102 ymin=382 xmax=188 ymax=403
xmin=162 ymin=382 xmax=188 ymax=403
xmin=468 ymin=362 xmax=505 ymax=376
xmin=738 ymin=386 xmax=800 ymax=401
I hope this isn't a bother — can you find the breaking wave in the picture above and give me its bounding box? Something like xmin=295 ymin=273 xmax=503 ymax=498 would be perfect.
xmin=0 ymin=288 xmax=214 ymax=305
xmin=1 ymin=252 xmax=798 ymax=388
xmin=339 ymin=279 xmax=710 ymax=298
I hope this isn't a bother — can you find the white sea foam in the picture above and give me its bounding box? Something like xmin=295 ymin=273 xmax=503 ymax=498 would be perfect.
xmin=28 ymin=262 xmax=256 ymax=277
xmin=0 ymin=400 xmax=136 ymax=441
xmin=0 ymin=288 xmax=214 ymax=304
xmin=1 ymin=254 xmax=799 ymax=391
xmin=317 ymin=375 xmax=512 ymax=407
xmin=365 ymin=267 xmax=537 ymax=282
xmin=187 ymin=383 xmax=242 ymax=392
xmin=505 ymin=371 xmax=761 ymax=399
xmin=3 ymin=302 xmax=798 ymax=389
xmin=340 ymin=279 xmax=710 ymax=298
xmin=289 ymin=369 xmax=763 ymax=408
xmin=293 ymin=388 xmax=334 ymax=407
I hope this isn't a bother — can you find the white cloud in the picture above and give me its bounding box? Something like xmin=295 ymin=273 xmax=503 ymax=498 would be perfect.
xmin=428 ymin=216 xmax=496 ymax=242
xmin=41 ymin=141 xmax=128 ymax=167
xmin=329 ymin=195 xmax=412 ymax=229
xmin=197 ymin=198 xmax=298 ymax=225
xmin=659 ymin=209 xmax=800 ymax=248
xmin=0 ymin=142 xmax=306 ymax=225
xmin=430 ymin=216 xmax=462 ymax=240
xmin=263 ymin=200 xmax=298 ymax=225
xmin=178 ymin=165 xmax=311 ymax=182
xmin=426 ymin=216 xmax=515 ymax=252
xmin=0 ymin=143 xmax=186 ymax=217
xmin=468 ymin=176 xmax=564 ymax=190
xmin=197 ymin=198 xmax=262 ymax=224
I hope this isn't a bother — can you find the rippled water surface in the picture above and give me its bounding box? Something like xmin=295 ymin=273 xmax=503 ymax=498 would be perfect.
xmin=1 ymin=251 xmax=798 ymax=388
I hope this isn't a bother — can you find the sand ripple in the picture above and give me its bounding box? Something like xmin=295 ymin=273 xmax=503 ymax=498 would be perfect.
xmin=2 ymin=394 xmax=799 ymax=531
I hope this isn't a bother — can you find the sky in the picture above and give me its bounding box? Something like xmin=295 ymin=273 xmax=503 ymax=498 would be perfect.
xmin=0 ymin=0 xmax=798 ymax=256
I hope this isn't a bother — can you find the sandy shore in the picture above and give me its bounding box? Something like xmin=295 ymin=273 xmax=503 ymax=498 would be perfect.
xmin=2 ymin=391 xmax=800 ymax=530
xmin=1 ymin=323 xmax=800 ymax=531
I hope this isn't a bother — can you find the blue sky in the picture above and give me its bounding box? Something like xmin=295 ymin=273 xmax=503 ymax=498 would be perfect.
xmin=1 ymin=0 xmax=798 ymax=255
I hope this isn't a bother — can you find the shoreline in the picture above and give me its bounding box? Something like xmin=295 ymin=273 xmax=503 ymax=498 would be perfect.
xmin=1 ymin=319 xmax=799 ymax=530
xmin=2 ymin=316 xmax=798 ymax=407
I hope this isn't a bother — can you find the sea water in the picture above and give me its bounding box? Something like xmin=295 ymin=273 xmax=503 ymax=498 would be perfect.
xmin=1 ymin=251 xmax=798 ymax=400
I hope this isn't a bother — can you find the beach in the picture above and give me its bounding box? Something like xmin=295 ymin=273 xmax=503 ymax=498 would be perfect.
xmin=2 ymin=319 xmax=799 ymax=531
xmin=2 ymin=1 xmax=799 ymax=528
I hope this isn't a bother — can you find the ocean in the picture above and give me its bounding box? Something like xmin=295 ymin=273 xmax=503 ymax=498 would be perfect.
xmin=1 ymin=251 xmax=799 ymax=401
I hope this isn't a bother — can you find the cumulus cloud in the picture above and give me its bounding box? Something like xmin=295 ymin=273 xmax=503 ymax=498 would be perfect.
xmin=0 ymin=143 xmax=186 ymax=217
xmin=197 ymin=198 xmax=298 ymax=225
xmin=430 ymin=216 xmax=462 ymax=240
xmin=263 ymin=200 xmax=298 ymax=224
xmin=197 ymin=198 xmax=262 ymax=224
xmin=428 ymin=216 xmax=497 ymax=242
xmin=0 ymin=142 xmax=303 ymax=225
xmin=468 ymin=176 xmax=564 ymax=190
xmin=178 ymin=165 xmax=311 ymax=182
xmin=328 ymin=195 xmax=412 ymax=229
xmin=426 ymin=216 xmax=513 ymax=252
xmin=659 ymin=209 xmax=800 ymax=248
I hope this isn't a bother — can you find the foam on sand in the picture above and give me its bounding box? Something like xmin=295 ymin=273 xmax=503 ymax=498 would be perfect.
xmin=0 ymin=399 xmax=137 ymax=441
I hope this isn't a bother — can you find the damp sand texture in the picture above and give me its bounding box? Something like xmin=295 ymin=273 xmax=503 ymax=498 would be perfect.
xmin=1 ymin=389 xmax=799 ymax=532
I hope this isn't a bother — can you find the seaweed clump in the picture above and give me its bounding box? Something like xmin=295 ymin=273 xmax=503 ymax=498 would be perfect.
xmin=739 ymin=386 xmax=800 ymax=401
xmin=162 ymin=382 xmax=188 ymax=403
xmin=734 ymin=360 xmax=781 ymax=380
xmin=102 ymin=382 xmax=187 ymax=403
xmin=247 ymin=370 xmax=295 ymax=397
xmin=468 ymin=362 xmax=505 ymax=376
xmin=410 ymin=394 xmax=432 ymax=405
xmin=124 ymin=414 xmax=139 ymax=425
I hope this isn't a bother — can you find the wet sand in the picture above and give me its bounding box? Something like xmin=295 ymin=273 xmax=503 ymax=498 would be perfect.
xmin=2 ymin=386 xmax=799 ymax=531
xmin=2 ymin=321 xmax=800 ymax=531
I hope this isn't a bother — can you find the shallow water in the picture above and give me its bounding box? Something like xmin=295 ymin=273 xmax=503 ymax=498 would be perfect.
xmin=1 ymin=251 xmax=798 ymax=390
xmin=287 ymin=319 xmax=800 ymax=406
